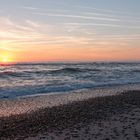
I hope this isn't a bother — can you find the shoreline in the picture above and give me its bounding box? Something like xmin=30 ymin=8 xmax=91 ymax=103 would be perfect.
xmin=0 ymin=85 xmax=140 ymax=139
xmin=0 ymin=83 xmax=140 ymax=117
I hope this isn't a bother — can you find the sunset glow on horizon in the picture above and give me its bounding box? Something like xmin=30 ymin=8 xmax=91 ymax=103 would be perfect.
xmin=0 ymin=0 xmax=140 ymax=63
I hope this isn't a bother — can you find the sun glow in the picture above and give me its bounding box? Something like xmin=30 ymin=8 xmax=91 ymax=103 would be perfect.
xmin=2 ymin=58 xmax=8 ymax=63
xmin=0 ymin=52 xmax=14 ymax=64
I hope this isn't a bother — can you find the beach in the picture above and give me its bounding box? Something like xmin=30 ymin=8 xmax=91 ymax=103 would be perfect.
xmin=0 ymin=0 xmax=140 ymax=138
xmin=0 ymin=85 xmax=140 ymax=140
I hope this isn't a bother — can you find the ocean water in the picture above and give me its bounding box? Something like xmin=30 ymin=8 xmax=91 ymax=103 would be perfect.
xmin=0 ymin=62 xmax=140 ymax=99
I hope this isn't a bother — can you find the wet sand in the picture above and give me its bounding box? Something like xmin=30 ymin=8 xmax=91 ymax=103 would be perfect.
xmin=0 ymin=85 xmax=140 ymax=139
xmin=0 ymin=84 xmax=140 ymax=117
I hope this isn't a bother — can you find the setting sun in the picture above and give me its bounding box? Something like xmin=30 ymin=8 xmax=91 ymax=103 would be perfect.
xmin=0 ymin=52 xmax=14 ymax=64
xmin=2 ymin=58 xmax=8 ymax=63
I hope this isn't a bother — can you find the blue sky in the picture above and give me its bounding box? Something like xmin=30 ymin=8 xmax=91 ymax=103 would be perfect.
xmin=0 ymin=0 xmax=140 ymax=62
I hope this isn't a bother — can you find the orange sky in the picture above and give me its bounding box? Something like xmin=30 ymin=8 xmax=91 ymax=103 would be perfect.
xmin=0 ymin=43 xmax=140 ymax=63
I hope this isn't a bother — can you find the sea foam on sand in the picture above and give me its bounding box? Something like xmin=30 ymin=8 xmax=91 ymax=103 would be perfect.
xmin=0 ymin=84 xmax=140 ymax=117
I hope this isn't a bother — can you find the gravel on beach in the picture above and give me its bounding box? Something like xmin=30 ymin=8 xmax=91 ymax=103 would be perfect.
xmin=0 ymin=90 xmax=140 ymax=140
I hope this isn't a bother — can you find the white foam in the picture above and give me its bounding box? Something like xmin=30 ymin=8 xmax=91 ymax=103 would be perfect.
xmin=0 ymin=84 xmax=140 ymax=117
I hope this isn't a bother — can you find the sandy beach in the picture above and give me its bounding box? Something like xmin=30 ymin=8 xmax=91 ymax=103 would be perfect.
xmin=0 ymin=85 xmax=140 ymax=140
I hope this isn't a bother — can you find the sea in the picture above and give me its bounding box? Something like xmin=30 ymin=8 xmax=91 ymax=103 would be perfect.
xmin=0 ymin=62 xmax=140 ymax=99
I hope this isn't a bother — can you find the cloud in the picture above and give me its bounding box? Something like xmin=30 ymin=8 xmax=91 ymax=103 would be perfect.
xmin=22 ymin=6 xmax=39 ymax=10
xmin=26 ymin=20 xmax=40 ymax=28
xmin=79 ymin=11 xmax=140 ymax=22
xmin=62 ymin=22 xmax=140 ymax=29
xmin=0 ymin=7 xmax=140 ymax=53
xmin=0 ymin=17 xmax=94 ymax=49
xmin=77 ymin=6 xmax=138 ymax=16
xmin=0 ymin=17 xmax=44 ymax=46
xmin=34 ymin=12 xmax=120 ymax=22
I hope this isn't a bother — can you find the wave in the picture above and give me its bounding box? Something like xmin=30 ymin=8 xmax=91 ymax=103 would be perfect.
xmin=0 ymin=62 xmax=140 ymax=99
xmin=51 ymin=67 xmax=82 ymax=74
xmin=0 ymin=66 xmax=139 ymax=79
xmin=132 ymin=70 xmax=140 ymax=73
xmin=1 ymin=81 xmax=140 ymax=99
xmin=0 ymin=71 xmax=28 ymax=78
xmin=0 ymin=67 xmax=106 ymax=78
xmin=0 ymin=68 xmax=82 ymax=78
xmin=49 ymin=67 xmax=102 ymax=74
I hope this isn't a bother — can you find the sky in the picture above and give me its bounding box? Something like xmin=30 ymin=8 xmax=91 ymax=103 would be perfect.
xmin=0 ymin=0 xmax=140 ymax=63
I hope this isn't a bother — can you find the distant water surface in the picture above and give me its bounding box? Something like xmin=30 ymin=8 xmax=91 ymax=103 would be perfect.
xmin=0 ymin=62 xmax=140 ymax=99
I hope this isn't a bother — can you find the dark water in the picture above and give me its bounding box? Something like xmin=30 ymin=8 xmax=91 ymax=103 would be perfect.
xmin=0 ymin=62 xmax=140 ymax=99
